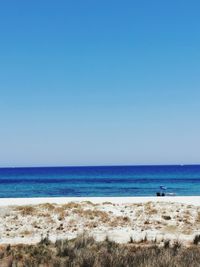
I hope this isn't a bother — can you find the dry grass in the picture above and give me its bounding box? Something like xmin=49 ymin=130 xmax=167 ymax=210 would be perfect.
xmin=73 ymin=208 xmax=110 ymax=223
xmin=1 ymin=235 xmax=200 ymax=267
xmin=62 ymin=202 xmax=81 ymax=209
xmin=109 ymin=216 xmax=131 ymax=227
xmin=183 ymin=215 xmax=192 ymax=225
xmin=38 ymin=203 xmax=55 ymax=211
xmin=102 ymin=201 xmax=113 ymax=205
xmin=20 ymin=230 xmax=31 ymax=236
xmin=181 ymin=227 xmax=193 ymax=235
xmin=143 ymin=202 xmax=159 ymax=216
xmin=82 ymin=201 xmax=97 ymax=206
xmin=54 ymin=207 xmax=68 ymax=221
xmin=196 ymin=212 xmax=200 ymax=223
xmin=36 ymin=211 xmax=51 ymax=218
xmin=163 ymin=225 xmax=178 ymax=233
xmin=15 ymin=205 xmax=36 ymax=216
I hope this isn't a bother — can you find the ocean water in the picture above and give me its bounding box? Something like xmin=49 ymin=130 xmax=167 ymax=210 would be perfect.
xmin=0 ymin=165 xmax=200 ymax=197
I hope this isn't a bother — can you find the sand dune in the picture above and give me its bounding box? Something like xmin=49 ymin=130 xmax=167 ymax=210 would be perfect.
xmin=0 ymin=197 xmax=200 ymax=245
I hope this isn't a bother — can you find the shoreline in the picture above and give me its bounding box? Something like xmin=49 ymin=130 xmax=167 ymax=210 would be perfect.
xmin=0 ymin=196 xmax=200 ymax=206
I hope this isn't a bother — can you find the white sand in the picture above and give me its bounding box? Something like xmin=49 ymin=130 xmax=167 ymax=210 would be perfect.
xmin=0 ymin=196 xmax=200 ymax=206
xmin=0 ymin=196 xmax=200 ymax=245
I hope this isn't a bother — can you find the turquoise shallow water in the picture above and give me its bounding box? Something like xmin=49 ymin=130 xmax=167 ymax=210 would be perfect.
xmin=0 ymin=165 xmax=200 ymax=197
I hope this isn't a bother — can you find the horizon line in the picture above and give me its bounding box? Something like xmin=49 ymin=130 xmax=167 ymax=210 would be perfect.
xmin=0 ymin=163 xmax=200 ymax=169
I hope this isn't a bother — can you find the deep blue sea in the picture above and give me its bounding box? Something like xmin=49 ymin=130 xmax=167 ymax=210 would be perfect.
xmin=0 ymin=165 xmax=200 ymax=197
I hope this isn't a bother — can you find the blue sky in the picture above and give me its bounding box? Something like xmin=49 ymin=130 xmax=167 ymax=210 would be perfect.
xmin=0 ymin=0 xmax=200 ymax=167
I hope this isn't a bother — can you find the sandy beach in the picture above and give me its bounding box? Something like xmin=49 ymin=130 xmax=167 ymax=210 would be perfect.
xmin=0 ymin=196 xmax=200 ymax=206
xmin=0 ymin=196 xmax=200 ymax=246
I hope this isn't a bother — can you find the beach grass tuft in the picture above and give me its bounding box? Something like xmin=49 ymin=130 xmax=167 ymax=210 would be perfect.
xmin=1 ymin=235 xmax=200 ymax=266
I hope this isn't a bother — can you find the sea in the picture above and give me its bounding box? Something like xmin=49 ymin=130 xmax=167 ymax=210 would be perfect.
xmin=0 ymin=165 xmax=200 ymax=198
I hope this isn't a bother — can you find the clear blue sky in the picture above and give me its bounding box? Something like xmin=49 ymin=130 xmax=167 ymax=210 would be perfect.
xmin=0 ymin=0 xmax=200 ymax=167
